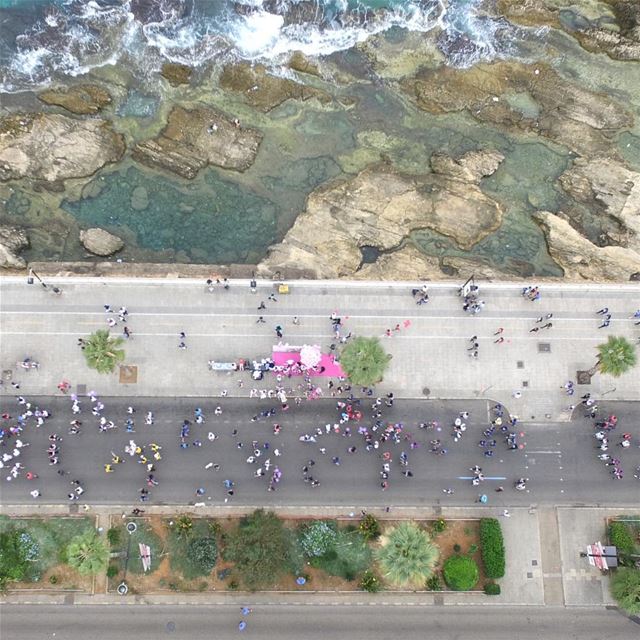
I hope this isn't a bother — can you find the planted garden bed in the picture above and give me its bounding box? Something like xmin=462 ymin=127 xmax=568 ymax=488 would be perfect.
xmin=106 ymin=511 xmax=496 ymax=594
xmin=0 ymin=515 xmax=97 ymax=592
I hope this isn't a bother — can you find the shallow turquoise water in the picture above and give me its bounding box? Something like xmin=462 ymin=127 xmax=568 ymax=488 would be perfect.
xmin=62 ymin=165 xmax=279 ymax=263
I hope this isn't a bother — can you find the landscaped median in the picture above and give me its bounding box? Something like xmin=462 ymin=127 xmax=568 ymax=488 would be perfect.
xmin=1 ymin=511 xmax=507 ymax=597
xmin=0 ymin=515 xmax=101 ymax=592
xmin=606 ymin=516 xmax=640 ymax=615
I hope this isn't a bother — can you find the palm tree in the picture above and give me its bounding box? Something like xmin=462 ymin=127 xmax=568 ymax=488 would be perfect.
xmin=83 ymin=329 xmax=125 ymax=374
xmin=375 ymin=522 xmax=439 ymax=588
xmin=339 ymin=336 xmax=391 ymax=386
xmin=590 ymin=336 xmax=637 ymax=378
xmin=66 ymin=531 xmax=109 ymax=576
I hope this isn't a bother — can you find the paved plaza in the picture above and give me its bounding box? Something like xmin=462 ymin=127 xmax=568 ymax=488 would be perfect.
xmin=1 ymin=277 xmax=639 ymax=423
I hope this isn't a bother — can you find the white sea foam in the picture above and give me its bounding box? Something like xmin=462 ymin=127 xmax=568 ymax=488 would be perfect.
xmin=0 ymin=0 xmax=522 ymax=92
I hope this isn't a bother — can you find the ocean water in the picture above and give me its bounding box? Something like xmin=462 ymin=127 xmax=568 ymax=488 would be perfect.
xmin=0 ymin=0 xmax=518 ymax=92
xmin=0 ymin=0 xmax=637 ymax=274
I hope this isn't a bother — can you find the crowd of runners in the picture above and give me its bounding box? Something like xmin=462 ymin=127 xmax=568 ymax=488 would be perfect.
xmin=1 ymin=285 xmax=639 ymax=504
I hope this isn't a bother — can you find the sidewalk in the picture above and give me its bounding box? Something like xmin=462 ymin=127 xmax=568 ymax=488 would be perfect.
xmin=2 ymin=277 xmax=639 ymax=423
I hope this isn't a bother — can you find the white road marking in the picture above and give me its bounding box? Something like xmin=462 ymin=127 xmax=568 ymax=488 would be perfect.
xmin=525 ymin=451 xmax=562 ymax=454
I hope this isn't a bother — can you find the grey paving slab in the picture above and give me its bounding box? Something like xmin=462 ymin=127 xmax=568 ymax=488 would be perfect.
xmin=538 ymin=508 xmax=564 ymax=606
xmin=2 ymin=278 xmax=639 ymax=423
xmin=556 ymin=507 xmax=633 ymax=607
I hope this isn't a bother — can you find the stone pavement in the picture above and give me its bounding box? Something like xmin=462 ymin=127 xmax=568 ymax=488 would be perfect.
xmin=556 ymin=507 xmax=638 ymax=607
xmin=1 ymin=277 xmax=639 ymax=424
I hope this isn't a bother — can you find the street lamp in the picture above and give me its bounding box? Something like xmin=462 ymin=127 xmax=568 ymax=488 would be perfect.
xmin=27 ymin=268 xmax=47 ymax=288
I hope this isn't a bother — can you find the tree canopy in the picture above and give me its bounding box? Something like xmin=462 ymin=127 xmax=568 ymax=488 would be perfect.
xmin=339 ymin=336 xmax=391 ymax=386
xmin=83 ymin=329 xmax=125 ymax=374
xmin=223 ymin=510 xmax=297 ymax=590
xmin=375 ymin=522 xmax=439 ymax=588
xmin=65 ymin=531 xmax=109 ymax=576
xmin=595 ymin=336 xmax=637 ymax=378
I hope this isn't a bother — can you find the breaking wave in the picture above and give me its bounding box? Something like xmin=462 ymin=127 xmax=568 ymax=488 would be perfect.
xmin=0 ymin=0 xmax=522 ymax=92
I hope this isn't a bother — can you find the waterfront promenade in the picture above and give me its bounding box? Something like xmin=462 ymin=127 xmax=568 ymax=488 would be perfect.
xmin=1 ymin=277 xmax=638 ymax=422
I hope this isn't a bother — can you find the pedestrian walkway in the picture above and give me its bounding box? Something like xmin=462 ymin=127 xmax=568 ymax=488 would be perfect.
xmin=2 ymin=278 xmax=639 ymax=424
xmin=538 ymin=508 xmax=564 ymax=605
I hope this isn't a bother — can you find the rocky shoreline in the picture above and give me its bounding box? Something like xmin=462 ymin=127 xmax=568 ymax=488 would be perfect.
xmin=1 ymin=0 xmax=639 ymax=282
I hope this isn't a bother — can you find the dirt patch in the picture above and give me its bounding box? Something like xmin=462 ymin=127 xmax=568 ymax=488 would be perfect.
xmin=10 ymin=563 xmax=92 ymax=592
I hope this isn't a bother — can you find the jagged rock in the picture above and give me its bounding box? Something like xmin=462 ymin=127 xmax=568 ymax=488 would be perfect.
xmin=38 ymin=84 xmax=112 ymax=115
xmin=353 ymin=246 xmax=445 ymax=280
xmin=0 ymin=225 xmax=29 ymax=269
xmin=559 ymin=157 xmax=640 ymax=253
xmin=0 ymin=113 xmax=125 ymax=183
xmin=431 ymin=149 xmax=504 ymax=183
xmin=259 ymin=152 xmax=504 ymax=279
xmin=219 ymin=62 xmax=331 ymax=112
xmin=497 ymin=0 xmax=640 ymax=61
xmin=534 ymin=211 xmax=640 ymax=281
xmin=160 ymin=62 xmax=193 ymax=86
xmin=440 ymin=256 xmax=521 ymax=280
xmin=132 ymin=105 xmax=263 ymax=179
xmin=288 ymin=51 xmax=320 ymax=76
xmin=80 ymin=228 xmax=124 ymax=256
xmin=401 ymin=62 xmax=633 ymax=157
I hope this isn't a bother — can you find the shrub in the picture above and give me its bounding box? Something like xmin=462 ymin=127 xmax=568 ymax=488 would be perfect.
xmin=311 ymin=529 xmax=372 ymax=581
xmin=106 ymin=564 xmax=119 ymax=579
xmin=610 ymin=567 xmax=640 ymax=615
xmin=375 ymin=522 xmax=439 ymax=588
xmin=175 ymin=516 xmax=193 ymax=539
xmin=48 ymin=575 xmax=59 ymax=584
xmin=223 ymin=510 xmax=298 ymax=590
xmin=359 ymin=514 xmax=382 ymax=541
xmin=484 ymin=581 xmax=501 ymax=595
xmin=431 ymin=518 xmax=447 ymax=534
xmin=443 ymin=555 xmax=479 ymax=591
xmin=453 ymin=543 xmax=461 ymax=553
xmin=227 ymin=579 xmax=239 ymax=591
xmin=185 ymin=537 xmax=218 ymax=576
xmin=65 ymin=531 xmax=109 ymax=576
xmin=0 ymin=528 xmax=31 ymax=590
xmin=299 ymin=520 xmax=337 ymax=558
xmin=479 ymin=518 xmax=505 ymax=579
xmin=208 ymin=521 xmax=222 ymax=538
xmin=609 ymin=522 xmax=635 ymax=554
xmin=468 ymin=544 xmax=478 ymax=555
xmin=360 ymin=570 xmax=381 ymax=592
xmin=107 ymin=527 xmax=122 ymax=547
xmin=426 ymin=574 xmax=442 ymax=591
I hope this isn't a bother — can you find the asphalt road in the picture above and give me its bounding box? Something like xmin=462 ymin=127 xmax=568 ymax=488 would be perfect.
xmin=1 ymin=604 xmax=637 ymax=640
xmin=1 ymin=395 xmax=638 ymax=506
